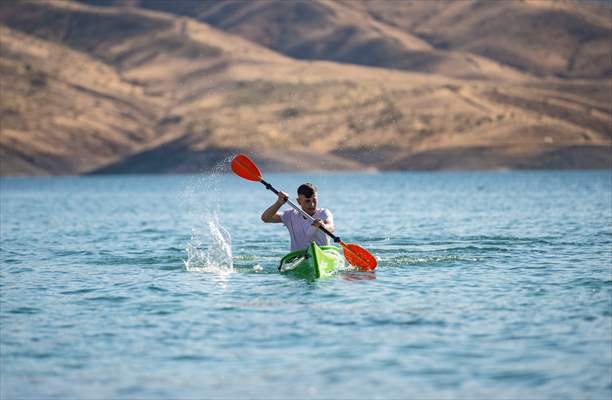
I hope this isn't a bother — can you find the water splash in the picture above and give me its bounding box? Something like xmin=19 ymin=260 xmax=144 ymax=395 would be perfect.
xmin=184 ymin=213 xmax=233 ymax=273
xmin=181 ymin=155 xmax=236 ymax=273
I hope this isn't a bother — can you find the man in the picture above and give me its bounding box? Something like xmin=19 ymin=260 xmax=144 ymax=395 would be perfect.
xmin=261 ymin=183 xmax=334 ymax=251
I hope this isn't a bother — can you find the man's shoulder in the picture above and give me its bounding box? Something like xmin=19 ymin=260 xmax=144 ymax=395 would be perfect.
xmin=282 ymin=208 xmax=299 ymax=216
xmin=317 ymin=208 xmax=332 ymax=217
xmin=280 ymin=208 xmax=299 ymax=222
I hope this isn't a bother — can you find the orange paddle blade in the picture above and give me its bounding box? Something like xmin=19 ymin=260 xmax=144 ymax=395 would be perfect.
xmin=231 ymin=154 xmax=262 ymax=182
xmin=341 ymin=242 xmax=377 ymax=271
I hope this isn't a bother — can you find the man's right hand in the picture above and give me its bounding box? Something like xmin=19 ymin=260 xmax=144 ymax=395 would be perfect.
xmin=277 ymin=191 xmax=289 ymax=204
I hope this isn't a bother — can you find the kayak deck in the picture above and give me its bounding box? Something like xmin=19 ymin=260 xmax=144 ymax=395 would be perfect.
xmin=279 ymin=242 xmax=345 ymax=279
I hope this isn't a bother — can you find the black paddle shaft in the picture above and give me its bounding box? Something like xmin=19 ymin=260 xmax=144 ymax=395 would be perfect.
xmin=260 ymin=179 xmax=341 ymax=243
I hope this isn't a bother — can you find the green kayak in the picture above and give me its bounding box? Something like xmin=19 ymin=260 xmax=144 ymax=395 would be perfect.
xmin=279 ymin=242 xmax=345 ymax=280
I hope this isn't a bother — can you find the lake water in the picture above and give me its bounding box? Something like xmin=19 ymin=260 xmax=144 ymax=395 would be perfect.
xmin=1 ymin=169 xmax=611 ymax=399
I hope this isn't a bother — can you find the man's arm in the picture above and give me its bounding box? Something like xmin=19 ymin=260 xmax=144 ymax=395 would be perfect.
xmin=261 ymin=192 xmax=288 ymax=223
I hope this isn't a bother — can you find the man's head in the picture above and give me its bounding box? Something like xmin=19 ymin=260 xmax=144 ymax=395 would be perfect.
xmin=297 ymin=183 xmax=317 ymax=215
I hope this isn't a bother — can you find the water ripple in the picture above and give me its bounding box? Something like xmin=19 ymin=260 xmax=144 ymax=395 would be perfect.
xmin=1 ymin=172 xmax=610 ymax=400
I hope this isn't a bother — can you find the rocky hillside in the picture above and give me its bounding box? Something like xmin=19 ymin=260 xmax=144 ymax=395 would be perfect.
xmin=0 ymin=0 xmax=610 ymax=175
xmin=84 ymin=0 xmax=611 ymax=80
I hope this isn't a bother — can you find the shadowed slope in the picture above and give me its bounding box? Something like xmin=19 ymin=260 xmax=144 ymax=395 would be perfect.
xmin=79 ymin=0 xmax=530 ymax=80
xmin=85 ymin=0 xmax=611 ymax=80
xmin=0 ymin=25 xmax=161 ymax=175
xmin=348 ymin=0 xmax=612 ymax=79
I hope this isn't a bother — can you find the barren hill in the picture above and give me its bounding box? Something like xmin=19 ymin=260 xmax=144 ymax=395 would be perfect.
xmin=0 ymin=0 xmax=610 ymax=176
xmin=84 ymin=0 xmax=612 ymax=80
xmin=0 ymin=23 xmax=161 ymax=175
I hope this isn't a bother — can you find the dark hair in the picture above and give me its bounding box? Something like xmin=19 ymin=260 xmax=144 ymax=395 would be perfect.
xmin=297 ymin=183 xmax=316 ymax=197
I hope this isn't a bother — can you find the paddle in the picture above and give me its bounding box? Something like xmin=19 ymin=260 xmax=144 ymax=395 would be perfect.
xmin=231 ymin=154 xmax=377 ymax=271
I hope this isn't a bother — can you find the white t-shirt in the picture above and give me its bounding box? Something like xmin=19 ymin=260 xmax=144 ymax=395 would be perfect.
xmin=281 ymin=208 xmax=333 ymax=251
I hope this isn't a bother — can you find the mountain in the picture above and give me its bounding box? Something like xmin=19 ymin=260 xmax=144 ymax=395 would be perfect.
xmin=81 ymin=0 xmax=611 ymax=80
xmin=0 ymin=0 xmax=610 ymax=175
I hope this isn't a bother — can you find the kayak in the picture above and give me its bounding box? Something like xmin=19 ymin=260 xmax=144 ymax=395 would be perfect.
xmin=279 ymin=241 xmax=345 ymax=280
xmin=279 ymin=242 xmax=345 ymax=279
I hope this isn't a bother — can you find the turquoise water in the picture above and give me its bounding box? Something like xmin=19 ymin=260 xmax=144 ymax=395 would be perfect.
xmin=1 ymin=170 xmax=611 ymax=399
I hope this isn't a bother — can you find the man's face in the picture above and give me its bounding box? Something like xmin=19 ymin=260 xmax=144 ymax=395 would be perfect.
xmin=298 ymin=194 xmax=317 ymax=215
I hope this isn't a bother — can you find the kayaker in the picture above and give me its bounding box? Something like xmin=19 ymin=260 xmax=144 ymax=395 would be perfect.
xmin=261 ymin=183 xmax=335 ymax=251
